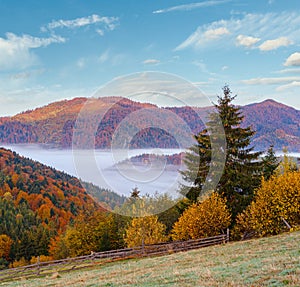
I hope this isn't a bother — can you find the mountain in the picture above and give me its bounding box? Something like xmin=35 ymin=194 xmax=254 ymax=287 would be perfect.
xmin=241 ymin=99 xmax=300 ymax=152
xmin=0 ymin=97 xmax=299 ymax=152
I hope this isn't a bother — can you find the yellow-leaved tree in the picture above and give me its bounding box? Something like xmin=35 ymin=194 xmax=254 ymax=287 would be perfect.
xmin=0 ymin=234 xmax=13 ymax=260
xmin=172 ymin=192 xmax=231 ymax=241
xmin=124 ymin=215 xmax=168 ymax=248
xmin=235 ymin=170 xmax=300 ymax=238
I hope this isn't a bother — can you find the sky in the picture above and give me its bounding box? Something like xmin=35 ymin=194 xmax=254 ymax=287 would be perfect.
xmin=1 ymin=0 xmax=300 ymax=115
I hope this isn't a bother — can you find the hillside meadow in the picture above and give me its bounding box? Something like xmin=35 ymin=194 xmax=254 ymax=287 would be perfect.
xmin=2 ymin=230 xmax=300 ymax=287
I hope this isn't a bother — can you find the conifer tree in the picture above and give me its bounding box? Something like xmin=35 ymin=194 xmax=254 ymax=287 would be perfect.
xmin=262 ymin=145 xmax=279 ymax=180
xmin=181 ymin=86 xmax=263 ymax=218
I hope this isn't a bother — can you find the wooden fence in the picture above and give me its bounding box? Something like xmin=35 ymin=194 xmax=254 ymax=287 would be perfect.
xmin=0 ymin=232 xmax=229 ymax=283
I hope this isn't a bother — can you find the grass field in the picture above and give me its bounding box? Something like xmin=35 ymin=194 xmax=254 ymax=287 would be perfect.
xmin=2 ymin=231 xmax=300 ymax=287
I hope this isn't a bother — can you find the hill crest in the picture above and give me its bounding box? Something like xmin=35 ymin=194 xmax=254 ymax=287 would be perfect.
xmin=0 ymin=97 xmax=299 ymax=152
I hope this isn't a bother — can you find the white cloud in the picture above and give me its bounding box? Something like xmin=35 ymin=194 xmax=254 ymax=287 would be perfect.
xmin=276 ymin=81 xmax=300 ymax=92
xmin=96 ymin=29 xmax=104 ymax=36
xmin=176 ymin=24 xmax=230 ymax=50
xmin=153 ymin=0 xmax=230 ymax=14
xmin=259 ymin=37 xmax=292 ymax=51
xmin=275 ymin=67 xmax=300 ymax=74
xmin=0 ymin=32 xmax=65 ymax=70
xmin=221 ymin=65 xmax=229 ymax=71
xmin=284 ymin=52 xmax=300 ymax=66
xmin=42 ymin=14 xmax=118 ymax=34
xmin=242 ymin=76 xmax=300 ymax=85
xmin=142 ymin=59 xmax=160 ymax=65
xmin=175 ymin=12 xmax=300 ymax=51
xmin=236 ymin=35 xmax=260 ymax=48
xmin=204 ymin=27 xmax=230 ymax=39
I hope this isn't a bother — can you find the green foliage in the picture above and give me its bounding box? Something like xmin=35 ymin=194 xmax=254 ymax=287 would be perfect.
xmin=116 ymin=191 xmax=184 ymax=237
xmin=235 ymin=171 xmax=300 ymax=238
xmin=50 ymin=212 xmax=128 ymax=259
xmin=82 ymin=182 xmax=126 ymax=209
xmin=180 ymin=86 xmax=263 ymax=218
xmin=262 ymin=145 xmax=279 ymax=180
xmin=0 ymin=197 xmax=51 ymax=262
xmin=172 ymin=192 xmax=231 ymax=241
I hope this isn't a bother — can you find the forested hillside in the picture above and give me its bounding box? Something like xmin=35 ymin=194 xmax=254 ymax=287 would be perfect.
xmin=0 ymin=148 xmax=125 ymax=267
xmin=242 ymin=99 xmax=300 ymax=151
xmin=0 ymin=97 xmax=299 ymax=151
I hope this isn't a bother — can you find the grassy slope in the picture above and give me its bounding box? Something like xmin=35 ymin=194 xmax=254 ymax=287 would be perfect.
xmin=3 ymin=231 xmax=300 ymax=287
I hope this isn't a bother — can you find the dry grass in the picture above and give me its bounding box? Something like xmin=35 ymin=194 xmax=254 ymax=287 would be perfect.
xmin=2 ymin=231 xmax=300 ymax=287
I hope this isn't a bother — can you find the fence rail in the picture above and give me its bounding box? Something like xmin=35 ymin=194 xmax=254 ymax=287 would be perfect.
xmin=0 ymin=232 xmax=229 ymax=283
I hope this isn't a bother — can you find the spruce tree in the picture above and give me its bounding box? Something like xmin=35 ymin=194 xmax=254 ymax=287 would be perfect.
xmin=181 ymin=86 xmax=263 ymax=218
xmin=262 ymin=145 xmax=279 ymax=180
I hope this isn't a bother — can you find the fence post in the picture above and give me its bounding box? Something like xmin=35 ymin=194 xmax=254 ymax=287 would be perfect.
xmin=226 ymin=228 xmax=230 ymax=243
xmin=36 ymin=256 xmax=40 ymax=275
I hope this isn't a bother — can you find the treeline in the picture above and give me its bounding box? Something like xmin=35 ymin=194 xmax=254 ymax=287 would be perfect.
xmin=118 ymin=152 xmax=185 ymax=166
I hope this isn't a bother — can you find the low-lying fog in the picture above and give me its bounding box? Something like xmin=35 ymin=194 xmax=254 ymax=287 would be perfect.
xmin=2 ymin=144 xmax=185 ymax=197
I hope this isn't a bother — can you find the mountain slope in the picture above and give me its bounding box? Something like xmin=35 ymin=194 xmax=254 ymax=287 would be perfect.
xmin=0 ymin=148 xmax=125 ymax=230
xmin=0 ymin=97 xmax=299 ymax=152
xmin=242 ymin=99 xmax=300 ymax=152
xmin=0 ymin=147 xmax=127 ymax=265
xmin=0 ymin=147 xmax=100 ymax=230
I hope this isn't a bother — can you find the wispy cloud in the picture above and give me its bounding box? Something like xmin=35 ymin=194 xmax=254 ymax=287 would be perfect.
xmin=175 ymin=12 xmax=300 ymax=51
xmin=0 ymin=33 xmax=65 ymax=70
xmin=42 ymin=14 xmax=119 ymax=34
xmin=242 ymin=76 xmax=300 ymax=85
xmin=236 ymin=35 xmax=260 ymax=48
xmin=284 ymin=52 xmax=300 ymax=66
xmin=274 ymin=67 xmax=300 ymax=74
xmin=259 ymin=37 xmax=292 ymax=51
xmin=9 ymin=69 xmax=45 ymax=80
xmin=142 ymin=59 xmax=161 ymax=65
xmin=276 ymin=81 xmax=300 ymax=92
xmin=153 ymin=0 xmax=230 ymax=14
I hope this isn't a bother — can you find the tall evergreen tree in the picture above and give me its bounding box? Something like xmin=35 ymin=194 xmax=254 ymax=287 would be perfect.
xmin=181 ymin=86 xmax=263 ymax=218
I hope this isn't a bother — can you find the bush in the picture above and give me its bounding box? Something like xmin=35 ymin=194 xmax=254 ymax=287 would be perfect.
xmin=235 ymin=171 xmax=300 ymax=238
xmin=172 ymin=192 xmax=231 ymax=241
xmin=124 ymin=215 xmax=168 ymax=247
xmin=9 ymin=257 xmax=29 ymax=268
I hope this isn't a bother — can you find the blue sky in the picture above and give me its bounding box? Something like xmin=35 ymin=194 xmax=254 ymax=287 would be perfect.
xmin=1 ymin=0 xmax=300 ymax=115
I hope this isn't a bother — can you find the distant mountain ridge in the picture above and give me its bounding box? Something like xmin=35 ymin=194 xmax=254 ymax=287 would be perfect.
xmin=0 ymin=97 xmax=299 ymax=152
xmin=241 ymin=99 xmax=300 ymax=152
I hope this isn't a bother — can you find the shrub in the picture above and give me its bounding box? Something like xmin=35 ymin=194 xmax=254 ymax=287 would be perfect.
xmin=124 ymin=215 xmax=168 ymax=247
xmin=172 ymin=192 xmax=231 ymax=241
xmin=235 ymin=171 xmax=300 ymax=238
